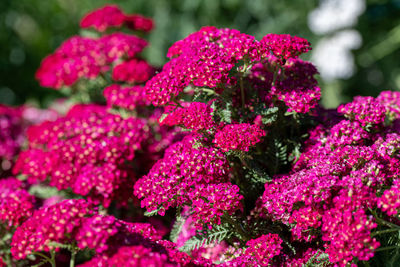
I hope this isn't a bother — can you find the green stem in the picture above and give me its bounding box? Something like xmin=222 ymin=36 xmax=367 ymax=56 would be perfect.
xmin=271 ymin=64 xmax=281 ymax=87
xmin=375 ymin=246 xmax=400 ymax=252
xmin=201 ymin=88 xmax=217 ymax=95
xmin=239 ymin=76 xmax=245 ymax=108
xmin=237 ymin=61 xmax=250 ymax=109
xmin=372 ymin=228 xmax=400 ymax=236
xmin=377 ymin=217 xmax=400 ymax=229
xmin=370 ymin=208 xmax=400 ymax=229
xmin=50 ymin=250 xmax=56 ymax=267
xmin=33 ymin=252 xmax=51 ymax=262
xmin=3 ymin=254 xmax=11 ymax=267
xmin=172 ymin=99 xmax=184 ymax=108
xmin=70 ymin=250 xmax=77 ymax=267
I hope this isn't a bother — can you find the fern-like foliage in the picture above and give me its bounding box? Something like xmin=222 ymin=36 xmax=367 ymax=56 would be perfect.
xmin=304 ymin=252 xmax=330 ymax=267
xmin=144 ymin=206 xmax=163 ymax=217
xmin=28 ymin=185 xmax=67 ymax=199
xmin=180 ymin=223 xmax=234 ymax=252
xmin=368 ymin=225 xmax=400 ymax=267
xmin=47 ymin=241 xmax=75 ymax=251
xmin=170 ymin=215 xmax=186 ymax=243
xmin=218 ymin=103 xmax=233 ymax=123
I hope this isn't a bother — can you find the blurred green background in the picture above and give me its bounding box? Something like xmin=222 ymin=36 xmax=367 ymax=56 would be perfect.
xmin=0 ymin=0 xmax=399 ymax=108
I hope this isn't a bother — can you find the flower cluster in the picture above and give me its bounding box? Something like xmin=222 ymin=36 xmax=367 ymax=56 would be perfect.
xmin=80 ymin=4 xmax=154 ymax=32
xmin=377 ymin=90 xmax=400 ymax=119
xmin=11 ymin=198 xmax=197 ymax=266
xmin=378 ymin=179 xmax=400 ymax=216
xmin=103 ymin=84 xmax=149 ymax=111
xmin=338 ymin=96 xmax=387 ymax=126
xmin=145 ymin=27 xmax=258 ymax=105
xmin=0 ymin=105 xmax=58 ymax=177
xmin=80 ymin=5 xmax=125 ymax=32
xmin=36 ymin=5 xmax=154 ymax=91
xmin=260 ymin=34 xmax=311 ymax=63
xmin=243 ymin=233 xmax=283 ymax=266
xmin=213 ymin=123 xmax=265 ymax=152
xmin=5 ymin=4 xmax=400 ymax=267
xmin=0 ymin=105 xmax=24 ymax=166
xmin=134 ymin=134 xmax=244 ymax=229
xmin=0 ymin=177 xmax=35 ymax=227
xmin=80 ymin=246 xmax=180 ymax=267
xmin=112 ymin=58 xmax=155 ymax=84
xmin=145 ymin=26 xmax=317 ymax=113
xmin=36 ymin=34 xmax=148 ymax=89
xmin=14 ymin=104 xmax=150 ymax=206
xmin=259 ymin=93 xmax=400 ymax=265
xmin=322 ymin=187 xmax=380 ymax=263
xmin=272 ymin=58 xmax=321 ymax=113
xmin=161 ymin=102 xmax=215 ymax=131
xmin=189 ymin=183 xmax=243 ymax=227
xmin=11 ymin=199 xmax=92 ymax=259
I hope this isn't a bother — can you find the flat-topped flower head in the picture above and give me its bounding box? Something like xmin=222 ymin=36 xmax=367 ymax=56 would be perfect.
xmin=145 ymin=27 xmax=260 ymax=106
xmin=378 ymin=179 xmax=400 ymax=216
xmin=134 ymin=134 xmax=232 ymax=218
xmin=161 ymin=102 xmax=215 ymax=131
xmin=112 ymin=59 xmax=154 ymax=84
xmin=14 ymin=104 xmax=150 ymax=206
xmin=188 ymin=183 xmax=243 ymax=228
xmin=36 ymin=34 xmax=147 ymax=89
xmin=80 ymin=4 xmax=154 ymax=33
xmin=213 ymin=123 xmax=265 ymax=152
xmin=377 ymin=90 xmax=400 ymax=120
xmin=124 ymin=14 xmax=154 ymax=32
xmin=272 ymin=58 xmax=320 ymax=113
xmin=0 ymin=179 xmax=35 ymax=227
xmin=104 ymin=84 xmax=149 ymax=111
xmin=338 ymin=96 xmax=386 ymax=126
xmin=80 ymin=5 xmax=125 ymax=32
xmin=260 ymin=34 xmax=311 ymax=63
xmin=11 ymin=199 xmax=93 ymax=259
xmin=244 ymin=233 xmax=283 ymax=266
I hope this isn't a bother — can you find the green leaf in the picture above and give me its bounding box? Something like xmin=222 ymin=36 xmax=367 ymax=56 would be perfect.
xmin=218 ymin=102 xmax=233 ymax=123
xmin=144 ymin=207 xmax=163 ymax=217
xmin=179 ymin=223 xmax=233 ymax=252
xmin=274 ymin=139 xmax=287 ymax=165
xmin=47 ymin=242 xmax=74 ymax=251
xmin=304 ymin=251 xmax=330 ymax=267
xmin=28 ymin=185 xmax=67 ymax=199
xmin=170 ymin=215 xmax=186 ymax=243
xmin=245 ymin=160 xmax=272 ymax=185
xmin=288 ymin=143 xmax=302 ymax=163
xmin=158 ymin=112 xmax=169 ymax=124
xmin=17 ymin=174 xmax=27 ymax=181
xmin=260 ymin=106 xmax=279 ymax=125
xmin=31 ymin=261 xmax=48 ymax=267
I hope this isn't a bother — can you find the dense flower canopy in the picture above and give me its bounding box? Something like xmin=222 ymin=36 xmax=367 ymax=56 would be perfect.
xmin=2 ymin=4 xmax=400 ymax=267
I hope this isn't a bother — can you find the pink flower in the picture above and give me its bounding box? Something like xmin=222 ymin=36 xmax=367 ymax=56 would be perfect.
xmin=112 ymin=58 xmax=154 ymax=84
xmin=213 ymin=123 xmax=265 ymax=152
xmin=103 ymin=84 xmax=149 ymax=111
xmin=125 ymin=14 xmax=154 ymax=32
xmin=145 ymin=27 xmax=260 ymax=106
xmin=11 ymin=199 xmax=93 ymax=259
xmin=161 ymin=102 xmax=215 ymax=131
xmin=260 ymin=34 xmax=311 ymax=63
xmin=338 ymin=96 xmax=386 ymax=126
xmin=80 ymin=5 xmax=126 ymax=32
xmin=244 ymin=233 xmax=283 ymax=266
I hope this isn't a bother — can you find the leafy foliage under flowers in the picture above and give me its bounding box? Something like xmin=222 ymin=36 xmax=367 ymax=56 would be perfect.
xmin=2 ymin=3 xmax=400 ymax=267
